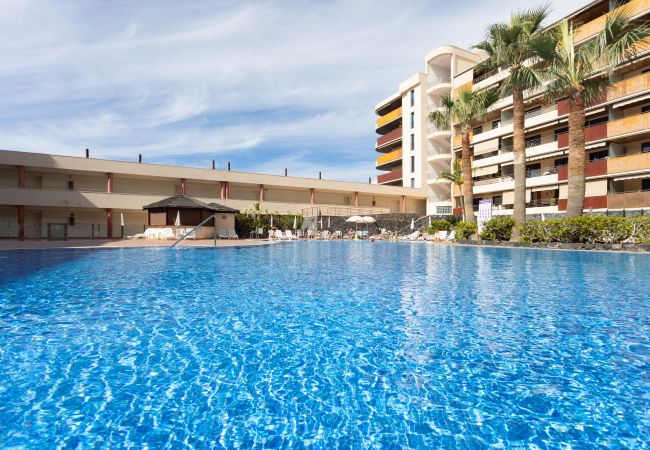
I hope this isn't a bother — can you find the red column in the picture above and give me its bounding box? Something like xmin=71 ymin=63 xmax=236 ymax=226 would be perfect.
xmin=400 ymin=196 xmax=406 ymax=213
xmin=107 ymin=208 xmax=113 ymax=239
xmin=354 ymin=192 xmax=359 ymax=207
xmin=18 ymin=166 xmax=25 ymax=188
xmin=18 ymin=205 xmax=25 ymax=241
xmin=259 ymin=184 xmax=265 ymax=202
xmin=310 ymin=188 xmax=315 ymax=205
xmin=106 ymin=172 xmax=113 ymax=193
xmin=180 ymin=178 xmax=187 ymax=195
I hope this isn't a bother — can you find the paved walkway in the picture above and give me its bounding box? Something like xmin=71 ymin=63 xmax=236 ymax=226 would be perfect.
xmin=0 ymin=238 xmax=273 ymax=250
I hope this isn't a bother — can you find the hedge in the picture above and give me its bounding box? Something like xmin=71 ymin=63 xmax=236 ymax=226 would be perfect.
xmin=479 ymin=217 xmax=516 ymax=241
xmin=454 ymin=221 xmax=477 ymax=240
xmin=519 ymin=216 xmax=650 ymax=244
xmin=235 ymin=211 xmax=302 ymax=236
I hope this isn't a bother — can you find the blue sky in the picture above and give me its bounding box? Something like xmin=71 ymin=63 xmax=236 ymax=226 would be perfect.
xmin=0 ymin=0 xmax=585 ymax=182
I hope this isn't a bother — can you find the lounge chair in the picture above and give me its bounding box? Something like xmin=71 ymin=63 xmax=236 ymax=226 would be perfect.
xmin=285 ymin=230 xmax=298 ymax=240
xmin=438 ymin=230 xmax=448 ymax=240
xmin=143 ymin=228 xmax=161 ymax=239
xmin=332 ymin=230 xmax=342 ymax=239
xmin=306 ymin=230 xmax=315 ymax=239
xmin=227 ymin=229 xmax=239 ymax=239
xmin=400 ymin=231 xmax=420 ymax=241
xmin=159 ymin=228 xmax=175 ymax=240
xmin=447 ymin=230 xmax=456 ymax=242
xmin=218 ymin=229 xmax=229 ymax=239
xmin=321 ymin=230 xmax=330 ymax=240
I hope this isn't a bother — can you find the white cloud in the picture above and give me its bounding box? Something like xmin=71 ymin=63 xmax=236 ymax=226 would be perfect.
xmin=0 ymin=0 xmax=587 ymax=180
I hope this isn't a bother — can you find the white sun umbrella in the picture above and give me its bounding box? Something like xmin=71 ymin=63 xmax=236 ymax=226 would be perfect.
xmin=327 ymin=216 xmax=331 ymax=228
xmin=120 ymin=212 xmax=125 ymax=238
xmin=270 ymin=215 xmax=273 ymax=228
xmin=361 ymin=216 xmax=376 ymax=223
xmin=293 ymin=216 xmax=297 ymax=229
xmin=319 ymin=217 xmax=323 ymax=229
xmin=346 ymin=215 xmax=363 ymax=235
xmin=428 ymin=216 xmax=432 ymax=228
xmin=410 ymin=218 xmax=415 ymax=230
xmin=174 ymin=211 xmax=181 ymax=226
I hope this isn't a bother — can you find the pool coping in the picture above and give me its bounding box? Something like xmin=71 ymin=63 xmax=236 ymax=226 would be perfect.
xmin=0 ymin=238 xmax=278 ymax=251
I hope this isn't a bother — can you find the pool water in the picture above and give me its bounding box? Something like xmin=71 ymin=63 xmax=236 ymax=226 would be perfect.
xmin=0 ymin=242 xmax=649 ymax=448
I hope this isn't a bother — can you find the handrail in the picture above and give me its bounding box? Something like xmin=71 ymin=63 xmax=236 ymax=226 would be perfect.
xmin=170 ymin=214 xmax=217 ymax=248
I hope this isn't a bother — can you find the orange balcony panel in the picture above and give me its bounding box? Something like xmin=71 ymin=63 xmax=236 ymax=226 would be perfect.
xmin=575 ymin=0 xmax=650 ymax=43
xmin=608 ymin=72 xmax=650 ymax=101
xmin=452 ymin=81 xmax=472 ymax=99
xmin=452 ymin=132 xmax=472 ymax=148
xmin=376 ymin=128 xmax=402 ymax=148
xmin=376 ymin=149 xmax=402 ymax=167
xmin=607 ymin=111 xmax=650 ymax=138
xmin=377 ymin=168 xmax=403 ymax=184
xmin=608 ymin=151 xmax=650 ymax=174
xmin=557 ymin=195 xmax=608 ymax=211
xmin=608 ymin=191 xmax=650 ymax=209
xmin=376 ymin=106 xmax=402 ymax=128
xmin=557 ymin=159 xmax=607 ymax=181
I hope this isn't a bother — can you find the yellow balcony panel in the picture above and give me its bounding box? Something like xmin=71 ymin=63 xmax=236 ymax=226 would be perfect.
xmin=575 ymin=0 xmax=650 ymax=43
xmin=608 ymin=151 xmax=650 ymax=174
xmin=608 ymin=71 xmax=650 ymax=101
xmin=452 ymin=132 xmax=473 ymax=148
xmin=376 ymin=149 xmax=403 ymax=167
xmin=452 ymin=81 xmax=472 ymax=99
xmin=607 ymin=111 xmax=650 ymax=138
xmin=376 ymin=106 xmax=402 ymax=129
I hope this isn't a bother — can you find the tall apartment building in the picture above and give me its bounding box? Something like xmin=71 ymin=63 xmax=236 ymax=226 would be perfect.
xmin=450 ymin=0 xmax=650 ymax=216
xmin=376 ymin=0 xmax=650 ymax=218
xmin=374 ymin=46 xmax=481 ymax=215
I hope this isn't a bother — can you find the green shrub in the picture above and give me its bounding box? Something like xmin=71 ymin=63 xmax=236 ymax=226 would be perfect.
xmin=479 ymin=217 xmax=516 ymax=241
xmin=454 ymin=221 xmax=477 ymax=240
xmin=235 ymin=212 xmax=302 ymax=236
xmin=519 ymin=215 xmax=650 ymax=244
xmin=426 ymin=219 xmax=452 ymax=234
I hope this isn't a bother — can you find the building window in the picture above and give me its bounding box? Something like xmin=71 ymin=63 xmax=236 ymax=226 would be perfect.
xmin=643 ymin=68 xmax=650 ymax=74
xmin=554 ymin=157 xmax=568 ymax=167
xmin=525 ymin=106 xmax=542 ymax=118
xmin=410 ymin=134 xmax=415 ymax=150
xmin=436 ymin=205 xmax=452 ymax=215
xmin=642 ymin=104 xmax=650 ymax=113
xmin=642 ymin=178 xmax=650 ymax=191
xmin=586 ymin=116 xmax=608 ymax=127
xmin=410 ymin=178 xmax=415 ymax=188
xmin=410 ymin=156 xmax=415 ymax=173
xmin=472 ymin=125 xmax=483 ymax=135
xmin=525 ymin=134 xmax=542 ymax=148
xmin=642 ymin=142 xmax=650 ymax=153
xmin=492 ymin=120 xmax=500 ymax=130
xmin=410 ymin=90 xmax=415 ymax=107
xmin=410 ymin=112 xmax=415 ymax=129
xmin=589 ymin=150 xmax=609 ymax=162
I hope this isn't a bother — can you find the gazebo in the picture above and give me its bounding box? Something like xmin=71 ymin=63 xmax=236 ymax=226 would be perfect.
xmin=142 ymin=195 xmax=239 ymax=238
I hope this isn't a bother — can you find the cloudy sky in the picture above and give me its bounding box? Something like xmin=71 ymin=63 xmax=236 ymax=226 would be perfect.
xmin=1 ymin=0 xmax=585 ymax=182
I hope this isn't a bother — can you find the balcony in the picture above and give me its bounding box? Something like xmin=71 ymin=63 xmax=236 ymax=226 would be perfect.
xmin=376 ymin=149 xmax=402 ymax=169
xmin=607 ymin=111 xmax=650 ymax=139
xmin=426 ymin=75 xmax=452 ymax=94
xmin=608 ymin=151 xmax=650 ymax=174
xmin=473 ymin=176 xmax=515 ymax=194
xmin=376 ymin=127 xmax=402 ymax=149
xmin=556 ymin=122 xmax=608 ymax=148
xmin=558 ymin=195 xmax=608 ymax=211
xmin=608 ymin=72 xmax=650 ymax=103
xmin=377 ymin=168 xmax=403 ymax=185
xmin=608 ymin=190 xmax=650 ymax=209
xmin=376 ymin=106 xmax=402 ymax=129
xmin=427 ymin=124 xmax=452 ymax=140
xmin=575 ymin=0 xmax=650 ymax=44
xmin=557 ymin=159 xmax=608 ymax=181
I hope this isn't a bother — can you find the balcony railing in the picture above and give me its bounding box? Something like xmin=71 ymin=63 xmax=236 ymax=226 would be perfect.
xmin=377 ymin=168 xmax=403 ymax=184
xmin=527 ymin=198 xmax=558 ymax=207
xmin=607 ymin=111 xmax=650 ymax=139
xmin=526 ymin=167 xmax=559 ymax=178
xmin=575 ymin=0 xmax=650 ymax=43
xmin=376 ymin=127 xmax=402 ymax=148
xmin=556 ymin=122 xmax=608 ymax=148
xmin=376 ymin=149 xmax=402 ymax=167
xmin=608 ymin=71 xmax=650 ymax=102
xmin=376 ymin=106 xmax=403 ymax=129
xmin=607 ymin=190 xmax=650 ymax=209
xmin=474 ymin=176 xmax=513 ymax=187
xmin=557 ymin=159 xmax=608 ymax=181
xmin=427 ymin=74 xmax=451 ymax=86
xmin=472 ymin=69 xmax=498 ymax=84
xmin=608 ymin=150 xmax=650 ymax=174
xmin=428 ymin=123 xmax=451 ymax=135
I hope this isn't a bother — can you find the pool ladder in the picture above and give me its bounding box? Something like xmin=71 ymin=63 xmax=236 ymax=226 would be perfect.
xmin=170 ymin=214 xmax=218 ymax=248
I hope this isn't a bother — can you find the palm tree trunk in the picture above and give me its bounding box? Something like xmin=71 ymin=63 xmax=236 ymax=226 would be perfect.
xmin=461 ymin=133 xmax=476 ymax=224
xmin=511 ymin=86 xmax=526 ymax=241
xmin=565 ymin=93 xmax=586 ymax=218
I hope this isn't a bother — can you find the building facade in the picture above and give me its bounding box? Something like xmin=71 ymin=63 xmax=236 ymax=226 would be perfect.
xmin=374 ymin=46 xmax=481 ymax=216
xmin=375 ymin=0 xmax=650 ymax=218
xmin=0 ymin=150 xmax=426 ymax=240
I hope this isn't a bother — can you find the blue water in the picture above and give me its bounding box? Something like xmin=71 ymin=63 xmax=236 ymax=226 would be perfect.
xmin=0 ymin=243 xmax=649 ymax=449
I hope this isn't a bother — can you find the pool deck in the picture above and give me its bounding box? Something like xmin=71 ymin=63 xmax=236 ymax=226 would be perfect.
xmin=0 ymin=238 xmax=274 ymax=250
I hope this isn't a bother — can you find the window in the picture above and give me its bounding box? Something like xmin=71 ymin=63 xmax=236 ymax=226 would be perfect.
xmin=525 ymin=106 xmax=542 ymax=118
xmin=589 ymin=150 xmax=609 ymax=162
xmin=436 ymin=205 xmax=452 ymax=215
xmin=585 ymin=116 xmax=608 ymax=127
xmin=526 ymin=163 xmax=541 ymax=178
xmin=642 ymin=104 xmax=650 ymax=113
xmin=410 ymin=90 xmax=415 ymax=107
xmin=554 ymin=126 xmax=568 ymax=141
xmin=472 ymin=125 xmax=483 ymax=135
xmin=410 ymin=156 xmax=415 ymax=173
xmin=642 ymin=142 xmax=650 ymax=153
xmin=410 ymin=112 xmax=415 ymax=129
xmin=492 ymin=195 xmax=503 ymax=206
xmin=642 ymin=178 xmax=650 ymax=191
xmin=525 ymin=134 xmax=542 ymax=148
xmin=492 ymin=120 xmax=500 ymax=130
xmin=642 ymin=68 xmax=650 ymax=74
xmin=410 ymin=178 xmax=415 ymax=188
xmin=410 ymin=134 xmax=415 ymax=150
xmin=68 ymin=180 xmax=74 ymax=190
xmin=554 ymin=157 xmax=568 ymax=168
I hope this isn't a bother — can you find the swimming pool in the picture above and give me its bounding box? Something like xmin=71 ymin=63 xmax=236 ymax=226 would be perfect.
xmin=1 ymin=242 xmax=648 ymax=448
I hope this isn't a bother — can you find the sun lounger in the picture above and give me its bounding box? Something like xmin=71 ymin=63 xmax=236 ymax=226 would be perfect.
xmin=321 ymin=230 xmax=330 ymax=240
xmin=400 ymin=231 xmax=420 ymax=241
xmin=447 ymin=230 xmax=456 ymax=242
xmin=332 ymin=230 xmax=342 ymax=239
xmin=143 ymin=228 xmax=162 ymax=239
xmin=285 ymin=230 xmax=298 ymax=240
xmin=218 ymin=229 xmax=229 ymax=239
xmin=227 ymin=229 xmax=239 ymax=239
xmin=158 ymin=228 xmax=175 ymax=240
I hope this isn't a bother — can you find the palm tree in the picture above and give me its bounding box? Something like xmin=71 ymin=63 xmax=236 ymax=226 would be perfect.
xmin=540 ymin=8 xmax=650 ymax=217
xmin=438 ymin=159 xmax=465 ymax=220
xmin=430 ymin=88 xmax=498 ymax=224
xmin=474 ymin=4 xmax=551 ymax=240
